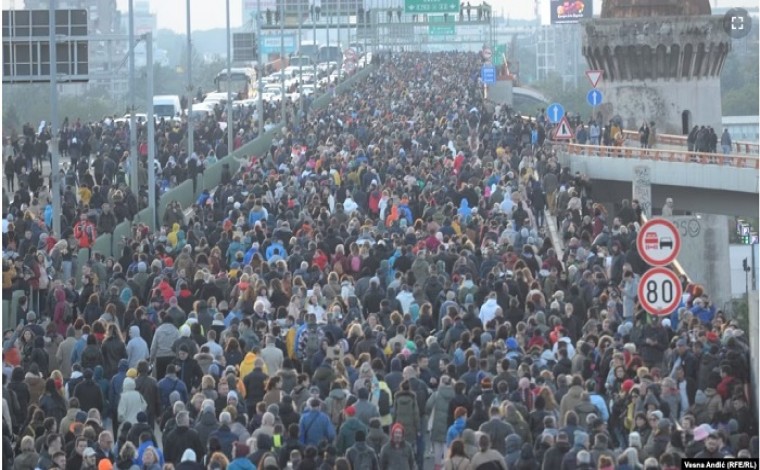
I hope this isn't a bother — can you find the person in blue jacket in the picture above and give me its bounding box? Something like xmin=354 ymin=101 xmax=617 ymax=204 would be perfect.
xmin=299 ymin=397 xmax=336 ymax=446
xmin=446 ymin=406 xmax=468 ymax=449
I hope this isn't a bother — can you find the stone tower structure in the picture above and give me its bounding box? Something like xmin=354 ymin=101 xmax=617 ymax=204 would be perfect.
xmin=582 ymin=0 xmax=730 ymax=135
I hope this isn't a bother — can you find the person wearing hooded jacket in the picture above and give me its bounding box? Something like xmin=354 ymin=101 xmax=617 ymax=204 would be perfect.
xmin=380 ymin=422 xmax=416 ymax=470
xmin=542 ymin=432 xmax=572 ymax=470
xmin=426 ymin=375 xmax=455 ymax=466
xmin=505 ymin=434 xmax=524 ymax=469
xmin=117 ymin=376 xmax=148 ymax=429
xmin=393 ymin=380 xmax=420 ymax=447
xmin=469 ymin=433 xmax=508 ymax=470
xmin=559 ymin=376 xmax=585 ymax=427
xmin=150 ymin=313 xmax=179 ymax=380
xmin=336 ymin=406 xmax=369 ymax=454
xmin=126 ymin=326 xmax=149 ymax=369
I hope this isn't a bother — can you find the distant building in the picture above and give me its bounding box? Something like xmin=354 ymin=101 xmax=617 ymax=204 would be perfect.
xmin=722 ymin=116 xmax=760 ymax=142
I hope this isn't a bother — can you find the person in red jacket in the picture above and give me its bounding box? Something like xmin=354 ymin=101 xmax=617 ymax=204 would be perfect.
xmin=73 ymin=213 xmax=97 ymax=249
xmin=716 ymin=365 xmax=739 ymax=401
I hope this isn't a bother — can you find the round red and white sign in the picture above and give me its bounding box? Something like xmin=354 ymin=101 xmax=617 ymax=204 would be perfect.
xmin=636 ymin=218 xmax=681 ymax=266
xmin=637 ymin=267 xmax=683 ymax=316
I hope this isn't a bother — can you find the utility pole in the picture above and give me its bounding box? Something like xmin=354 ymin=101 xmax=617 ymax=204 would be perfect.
xmin=226 ymin=0 xmax=234 ymax=152
xmin=298 ymin=0 xmax=304 ymax=127
xmin=49 ymin=0 xmax=61 ymax=239
xmin=128 ymin=0 xmax=138 ymax=195
xmin=280 ymin=0 xmax=286 ymax=123
xmin=186 ymin=0 xmax=195 ymax=161
xmin=146 ymin=32 xmax=157 ymax=229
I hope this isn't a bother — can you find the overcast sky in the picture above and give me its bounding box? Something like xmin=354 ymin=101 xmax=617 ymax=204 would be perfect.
xmin=114 ymin=0 xmax=758 ymax=33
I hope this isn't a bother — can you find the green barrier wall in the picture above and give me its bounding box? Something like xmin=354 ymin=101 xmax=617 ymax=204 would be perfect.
xmin=112 ymin=221 xmax=132 ymax=257
xmin=92 ymin=233 xmax=113 ymax=259
xmin=134 ymin=207 xmax=157 ymax=233
xmin=158 ymin=179 xmax=194 ymax=221
xmin=75 ymin=248 xmax=90 ymax=288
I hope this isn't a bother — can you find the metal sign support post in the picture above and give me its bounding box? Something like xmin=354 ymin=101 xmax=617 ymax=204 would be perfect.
xmin=257 ymin=0 xmax=265 ymax=134
xmin=146 ymin=32 xmax=157 ymax=229
xmin=280 ymin=3 xmax=286 ymax=122
xmin=49 ymin=0 xmax=61 ymax=239
xmin=226 ymin=0 xmax=234 ymax=152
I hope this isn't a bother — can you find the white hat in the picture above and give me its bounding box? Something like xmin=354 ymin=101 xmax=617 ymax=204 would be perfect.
xmin=661 ymin=318 xmax=671 ymax=328
xmin=181 ymin=449 xmax=197 ymax=462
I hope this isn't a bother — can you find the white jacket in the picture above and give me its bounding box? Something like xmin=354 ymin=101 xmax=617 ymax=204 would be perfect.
xmin=118 ymin=377 xmax=147 ymax=425
xmin=479 ymin=298 xmax=500 ymax=325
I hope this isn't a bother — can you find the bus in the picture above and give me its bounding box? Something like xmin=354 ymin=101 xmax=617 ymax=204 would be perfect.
xmin=214 ymin=67 xmax=257 ymax=100
xmin=318 ymin=45 xmax=342 ymax=64
xmin=299 ymin=40 xmax=321 ymax=62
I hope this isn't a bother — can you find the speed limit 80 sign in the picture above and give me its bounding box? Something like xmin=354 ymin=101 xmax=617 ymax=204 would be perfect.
xmin=638 ymin=267 xmax=683 ymax=316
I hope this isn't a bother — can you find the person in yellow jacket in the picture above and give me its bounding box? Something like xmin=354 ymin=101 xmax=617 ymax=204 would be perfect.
xmin=167 ymin=223 xmax=180 ymax=248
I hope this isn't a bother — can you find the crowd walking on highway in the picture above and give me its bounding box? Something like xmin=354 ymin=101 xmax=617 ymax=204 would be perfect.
xmin=1 ymin=51 xmax=756 ymax=470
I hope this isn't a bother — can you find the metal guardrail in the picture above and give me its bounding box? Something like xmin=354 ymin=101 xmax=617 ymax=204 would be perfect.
xmin=621 ymin=129 xmax=759 ymax=155
xmin=549 ymin=141 xmax=760 ymax=169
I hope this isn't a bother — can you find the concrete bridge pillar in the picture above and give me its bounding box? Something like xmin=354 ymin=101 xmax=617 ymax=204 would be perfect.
xmin=632 ymin=165 xmax=652 ymax=218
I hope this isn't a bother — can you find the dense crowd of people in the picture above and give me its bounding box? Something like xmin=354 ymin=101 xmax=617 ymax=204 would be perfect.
xmin=2 ymin=85 xmax=299 ymax=241
xmin=1 ymin=51 xmax=756 ymax=470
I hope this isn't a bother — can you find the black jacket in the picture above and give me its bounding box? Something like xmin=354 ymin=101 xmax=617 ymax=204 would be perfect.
xmin=243 ymin=367 xmax=268 ymax=407
xmin=73 ymin=378 xmax=105 ymax=414
xmin=101 ymin=336 xmax=127 ymax=379
xmin=164 ymin=425 xmax=205 ymax=464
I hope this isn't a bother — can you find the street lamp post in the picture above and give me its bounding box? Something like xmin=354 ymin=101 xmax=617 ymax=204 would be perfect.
xmin=226 ymin=0 xmax=234 ymax=153
xmin=49 ymin=0 xmax=61 ymax=239
xmin=280 ymin=0 xmax=286 ymax=123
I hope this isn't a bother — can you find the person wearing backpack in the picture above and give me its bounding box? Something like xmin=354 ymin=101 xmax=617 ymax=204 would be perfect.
xmin=325 ymin=382 xmax=349 ymax=429
xmin=347 ymin=429 xmax=380 ymax=470
xmin=299 ymin=316 xmax=323 ymax=374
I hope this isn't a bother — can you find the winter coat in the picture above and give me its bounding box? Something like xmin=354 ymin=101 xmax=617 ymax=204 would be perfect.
xmin=558 ymin=385 xmax=584 ymax=427
xmin=354 ymin=398 xmax=381 ymax=427
xmin=505 ymin=434 xmax=523 ymax=469
xmin=367 ymin=426 xmax=390 ymax=455
xmin=101 ymin=335 xmax=127 ymax=379
xmin=446 ymin=417 xmax=467 ymax=448
xmin=393 ymin=390 xmax=420 ymax=443
xmin=542 ymin=441 xmax=571 ymax=470
xmin=379 ymin=438 xmax=415 ymax=470
xmin=194 ymin=409 xmax=219 ymax=444
xmin=426 ymin=384 xmax=455 ymax=443
xmin=126 ymin=326 xmax=149 ymax=369
xmin=299 ymin=408 xmax=336 ymax=447
xmin=118 ymin=377 xmax=147 ymax=425
xmin=469 ymin=449 xmax=508 ymax=470
xmin=165 ymin=425 xmax=205 ymax=464
xmin=479 ymin=418 xmax=515 ymax=456
xmin=336 ymin=417 xmax=369 ymax=454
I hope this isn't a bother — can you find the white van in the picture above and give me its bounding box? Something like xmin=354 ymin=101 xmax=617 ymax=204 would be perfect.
xmin=153 ymin=95 xmax=182 ymax=121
